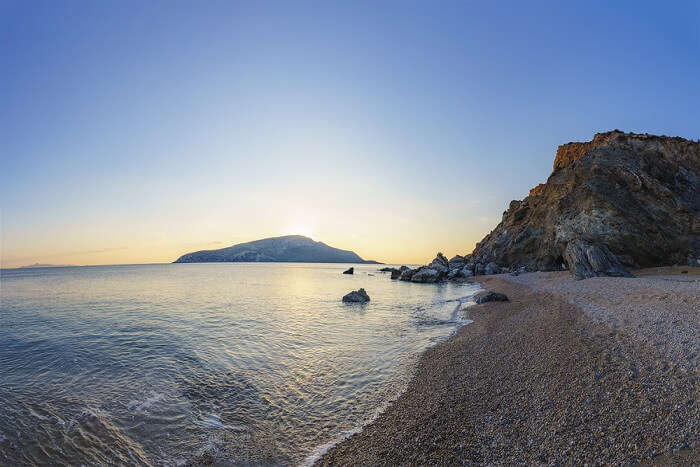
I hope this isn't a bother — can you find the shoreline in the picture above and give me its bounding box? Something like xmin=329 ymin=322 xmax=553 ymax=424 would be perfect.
xmin=303 ymin=290 xmax=481 ymax=466
xmin=317 ymin=268 xmax=699 ymax=464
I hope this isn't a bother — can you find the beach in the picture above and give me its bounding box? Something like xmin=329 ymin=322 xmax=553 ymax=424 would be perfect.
xmin=318 ymin=268 xmax=700 ymax=465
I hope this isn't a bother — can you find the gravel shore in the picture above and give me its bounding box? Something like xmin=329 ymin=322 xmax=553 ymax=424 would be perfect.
xmin=318 ymin=268 xmax=699 ymax=465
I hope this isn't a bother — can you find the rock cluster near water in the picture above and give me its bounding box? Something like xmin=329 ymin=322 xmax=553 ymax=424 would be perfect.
xmin=390 ymin=253 xmax=504 ymax=284
xmin=391 ymin=131 xmax=699 ymax=280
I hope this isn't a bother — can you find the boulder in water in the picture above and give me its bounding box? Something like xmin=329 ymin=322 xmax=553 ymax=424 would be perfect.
xmin=342 ymin=288 xmax=370 ymax=303
xmin=342 ymin=267 xmax=354 ymax=275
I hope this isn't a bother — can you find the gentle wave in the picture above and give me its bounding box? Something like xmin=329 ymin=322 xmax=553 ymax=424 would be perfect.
xmin=1 ymin=263 xmax=480 ymax=464
xmin=301 ymin=292 xmax=479 ymax=466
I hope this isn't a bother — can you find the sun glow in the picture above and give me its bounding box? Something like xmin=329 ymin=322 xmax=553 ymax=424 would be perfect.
xmin=283 ymin=222 xmax=314 ymax=239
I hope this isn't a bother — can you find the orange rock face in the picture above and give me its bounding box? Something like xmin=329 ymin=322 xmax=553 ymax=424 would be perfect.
xmin=550 ymin=130 xmax=700 ymax=171
xmin=528 ymin=183 xmax=547 ymax=197
xmin=553 ymin=142 xmax=594 ymax=170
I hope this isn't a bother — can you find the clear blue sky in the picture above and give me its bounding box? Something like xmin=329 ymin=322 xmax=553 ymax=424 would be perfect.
xmin=2 ymin=1 xmax=699 ymax=267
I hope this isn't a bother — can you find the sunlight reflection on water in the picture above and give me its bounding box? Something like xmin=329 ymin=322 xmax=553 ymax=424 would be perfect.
xmin=0 ymin=263 xmax=478 ymax=465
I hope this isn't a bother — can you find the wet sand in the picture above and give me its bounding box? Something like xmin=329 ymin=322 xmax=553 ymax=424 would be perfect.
xmin=318 ymin=269 xmax=699 ymax=465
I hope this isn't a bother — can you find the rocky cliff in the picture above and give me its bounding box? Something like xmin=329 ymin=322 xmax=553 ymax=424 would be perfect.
xmin=471 ymin=130 xmax=699 ymax=279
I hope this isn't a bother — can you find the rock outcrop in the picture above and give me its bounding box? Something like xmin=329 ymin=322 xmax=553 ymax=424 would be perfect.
xmin=410 ymin=267 xmax=441 ymax=283
xmin=470 ymin=131 xmax=699 ymax=279
xmin=342 ymin=288 xmax=370 ymax=303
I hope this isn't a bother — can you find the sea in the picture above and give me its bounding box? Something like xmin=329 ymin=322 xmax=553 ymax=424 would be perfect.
xmin=0 ymin=263 xmax=479 ymax=465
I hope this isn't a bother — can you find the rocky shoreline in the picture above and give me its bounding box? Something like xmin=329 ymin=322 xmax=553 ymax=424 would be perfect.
xmin=381 ymin=251 xmax=515 ymax=284
xmin=388 ymin=131 xmax=699 ymax=283
xmin=317 ymin=268 xmax=699 ymax=465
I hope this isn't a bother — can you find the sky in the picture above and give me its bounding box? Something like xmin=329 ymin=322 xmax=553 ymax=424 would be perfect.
xmin=1 ymin=1 xmax=699 ymax=267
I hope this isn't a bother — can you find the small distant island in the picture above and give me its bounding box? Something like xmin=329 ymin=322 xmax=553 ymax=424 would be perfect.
xmin=174 ymin=235 xmax=380 ymax=264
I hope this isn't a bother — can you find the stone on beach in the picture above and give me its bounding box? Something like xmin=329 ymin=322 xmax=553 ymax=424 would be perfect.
xmin=563 ymin=240 xmax=631 ymax=280
xmin=342 ymin=267 xmax=354 ymax=275
xmin=342 ymin=288 xmax=370 ymax=303
xmin=474 ymin=290 xmax=509 ymax=303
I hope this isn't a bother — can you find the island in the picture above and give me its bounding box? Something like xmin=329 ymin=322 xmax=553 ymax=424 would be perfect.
xmin=173 ymin=235 xmax=380 ymax=264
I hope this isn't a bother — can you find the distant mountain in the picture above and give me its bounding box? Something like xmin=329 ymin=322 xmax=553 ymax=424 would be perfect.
xmin=174 ymin=235 xmax=380 ymax=264
xmin=17 ymin=263 xmax=75 ymax=269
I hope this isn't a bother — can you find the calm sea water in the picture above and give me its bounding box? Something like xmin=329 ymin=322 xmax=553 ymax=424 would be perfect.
xmin=0 ymin=263 xmax=478 ymax=465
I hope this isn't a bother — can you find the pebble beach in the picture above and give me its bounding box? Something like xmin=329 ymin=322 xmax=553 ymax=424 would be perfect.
xmin=318 ymin=268 xmax=700 ymax=465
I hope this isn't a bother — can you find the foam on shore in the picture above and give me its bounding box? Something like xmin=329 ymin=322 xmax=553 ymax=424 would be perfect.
xmin=302 ymin=290 xmax=480 ymax=467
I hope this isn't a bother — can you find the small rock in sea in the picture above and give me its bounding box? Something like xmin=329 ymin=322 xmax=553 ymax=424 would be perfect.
xmin=681 ymin=270 xmax=688 ymax=274
xmin=342 ymin=288 xmax=370 ymax=303
xmin=474 ymin=291 xmax=509 ymax=304
xmin=342 ymin=267 xmax=354 ymax=275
